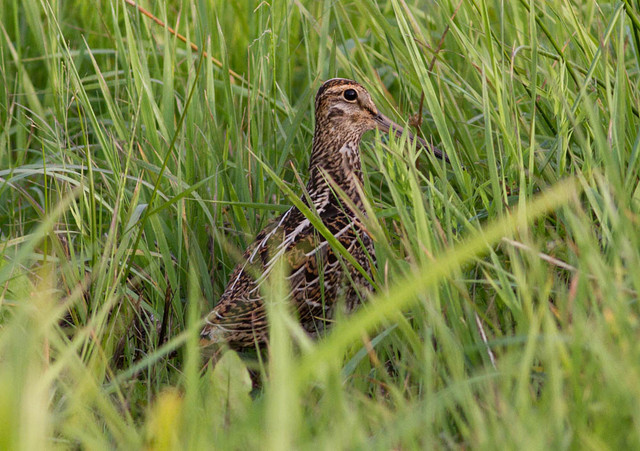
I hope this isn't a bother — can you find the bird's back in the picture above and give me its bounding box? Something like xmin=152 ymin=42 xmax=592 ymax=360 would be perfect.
xmin=201 ymin=202 xmax=375 ymax=348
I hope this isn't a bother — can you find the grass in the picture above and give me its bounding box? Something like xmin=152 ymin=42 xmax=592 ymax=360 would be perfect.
xmin=1 ymin=0 xmax=640 ymax=448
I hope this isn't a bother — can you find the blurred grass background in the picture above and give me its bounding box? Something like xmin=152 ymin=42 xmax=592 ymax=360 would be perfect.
xmin=1 ymin=0 xmax=640 ymax=448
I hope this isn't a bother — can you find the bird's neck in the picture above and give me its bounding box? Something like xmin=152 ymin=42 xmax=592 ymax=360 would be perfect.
xmin=305 ymin=131 xmax=364 ymax=210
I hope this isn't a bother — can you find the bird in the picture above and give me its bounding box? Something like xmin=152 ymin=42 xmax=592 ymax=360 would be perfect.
xmin=201 ymin=78 xmax=447 ymax=349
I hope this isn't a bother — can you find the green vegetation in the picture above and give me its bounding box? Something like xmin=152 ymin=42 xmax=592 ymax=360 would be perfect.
xmin=1 ymin=0 xmax=640 ymax=448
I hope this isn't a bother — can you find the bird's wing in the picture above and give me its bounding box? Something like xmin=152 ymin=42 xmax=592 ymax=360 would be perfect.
xmin=201 ymin=207 xmax=317 ymax=346
xmin=201 ymin=205 xmax=370 ymax=347
xmin=285 ymin=212 xmax=360 ymax=329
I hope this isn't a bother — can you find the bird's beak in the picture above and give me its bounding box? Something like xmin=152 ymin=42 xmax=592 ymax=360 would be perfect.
xmin=374 ymin=113 xmax=449 ymax=162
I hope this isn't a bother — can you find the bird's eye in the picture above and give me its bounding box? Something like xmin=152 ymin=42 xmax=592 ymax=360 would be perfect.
xmin=343 ymin=89 xmax=358 ymax=101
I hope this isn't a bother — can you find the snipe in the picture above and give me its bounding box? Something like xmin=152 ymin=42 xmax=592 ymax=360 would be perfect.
xmin=201 ymin=78 xmax=447 ymax=349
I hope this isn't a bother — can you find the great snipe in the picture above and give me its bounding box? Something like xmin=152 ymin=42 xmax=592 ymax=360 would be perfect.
xmin=201 ymin=78 xmax=447 ymax=349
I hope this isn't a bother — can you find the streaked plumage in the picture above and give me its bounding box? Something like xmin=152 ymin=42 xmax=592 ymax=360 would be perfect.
xmin=201 ymin=78 xmax=446 ymax=349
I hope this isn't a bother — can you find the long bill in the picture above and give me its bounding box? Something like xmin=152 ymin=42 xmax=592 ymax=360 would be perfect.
xmin=374 ymin=113 xmax=449 ymax=163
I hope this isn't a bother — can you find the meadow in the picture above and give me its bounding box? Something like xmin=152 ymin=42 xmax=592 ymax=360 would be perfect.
xmin=1 ymin=0 xmax=640 ymax=448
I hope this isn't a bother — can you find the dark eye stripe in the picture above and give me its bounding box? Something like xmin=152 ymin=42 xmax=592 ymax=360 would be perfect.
xmin=327 ymin=108 xmax=345 ymax=119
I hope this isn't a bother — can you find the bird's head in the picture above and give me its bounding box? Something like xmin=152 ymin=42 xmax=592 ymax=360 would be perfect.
xmin=315 ymin=78 xmax=381 ymax=135
xmin=314 ymin=78 xmax=448 ymax=161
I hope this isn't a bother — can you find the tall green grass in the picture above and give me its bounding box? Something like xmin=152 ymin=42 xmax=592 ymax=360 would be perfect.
xmin=1 ymin=0 xmax=640 ymax=448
